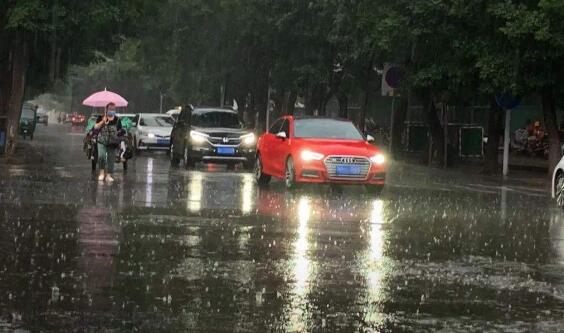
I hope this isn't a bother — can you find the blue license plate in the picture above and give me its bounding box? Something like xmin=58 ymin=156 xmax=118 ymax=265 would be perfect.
xmin=336 ymin=165 xmax=361 ymax=175
xmin=157 ymin=139 xmax=170 ymax=145
xmin=217 ymin=147 xmax=235 ymax=155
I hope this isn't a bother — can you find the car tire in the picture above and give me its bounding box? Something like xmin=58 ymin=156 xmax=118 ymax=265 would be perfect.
xmin=255 ymin=155 xmax=271 ymax=186
xmin=285 ymin=157 xmax=299 ymax=190
xmin=556 ymin=174 xmax=564 ymax=207
xmin=184 ymin=146 xmax=195 ymax=169
xmin=365 ymin=185 xmax=384 ymax=195
xmin=170 ymin=144 xmax=180 ymax=167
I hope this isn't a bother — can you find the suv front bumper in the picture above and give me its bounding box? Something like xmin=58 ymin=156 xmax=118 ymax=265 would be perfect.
xmin=189 ymin=145 xmax=256 ymax=164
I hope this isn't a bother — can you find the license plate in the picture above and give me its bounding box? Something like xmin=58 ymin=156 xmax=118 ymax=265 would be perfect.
xmin=157 ymin=139 xmax=169 ymax=145
xmin=336 ymin=165 xmax=361 ymax=175
xmin=217 ymin=147 xmax=235 ymax=155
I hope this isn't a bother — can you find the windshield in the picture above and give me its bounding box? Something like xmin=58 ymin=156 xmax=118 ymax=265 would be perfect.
xmin=21 ymin=109 xmax=35 ymax=119
xmin=294 ymin=119 xmax=364 ymax=140
xmin=192 ymin=111 xmax=243 ymax=129
xmin=140 ymin=116 xmax=174 ymax=127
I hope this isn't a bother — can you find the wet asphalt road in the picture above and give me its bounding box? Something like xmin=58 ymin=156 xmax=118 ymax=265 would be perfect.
xmin=1 ymin=124 xmax=564 ymax=332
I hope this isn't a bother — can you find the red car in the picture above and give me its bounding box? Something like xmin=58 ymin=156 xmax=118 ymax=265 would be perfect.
xmin=255 ymin=116 xmax=387 ymax=193
xmin=71 ymin=113 xmax=86 ymax=126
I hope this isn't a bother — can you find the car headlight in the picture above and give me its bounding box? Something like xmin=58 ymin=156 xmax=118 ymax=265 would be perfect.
xmin=147 ymin=133 xmax=156 ymax=138
xmin=240 ymin=133 xmax=256 ymax=145
xmin=370 ymin=153 xmax=386 ymax=165
xmin=190 ymin=130 xmax=208 ymax=144
xmin=301 ymin=150 xmax=324 ymax=161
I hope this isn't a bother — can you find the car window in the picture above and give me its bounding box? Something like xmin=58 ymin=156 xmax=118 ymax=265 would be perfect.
xmin=140 ymin=116 xmax=174 ymax=127
xmin=269 ymin=119 xmax=283 ymax=133
xmin=294 ymin=118 xmax=364 ymax=140
xmin=21 ymin=109 xmax=35 ymax=119
xmin=280 ymin=120 xmax=289 ymax=136
xmin=192 ymin=111 xmax=243 ymax=128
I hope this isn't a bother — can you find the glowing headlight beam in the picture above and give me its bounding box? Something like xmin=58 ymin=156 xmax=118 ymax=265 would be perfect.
xmin=301 ymin=150 xmax=324 ymax=161
xmin=370 ymin=153 xmax=386 ymax=165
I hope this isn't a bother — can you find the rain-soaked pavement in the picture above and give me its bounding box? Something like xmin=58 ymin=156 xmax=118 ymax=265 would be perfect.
xmin=1 ymin=124 xmax=564 ymax=332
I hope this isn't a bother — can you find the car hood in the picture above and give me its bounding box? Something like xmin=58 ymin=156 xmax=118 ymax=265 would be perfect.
xmin=293 ymin=138 xmax=381 ymax=157
xmin=139 ymin=126 xmax=173 ymax=136
xmin=192 ymin=127 xmax=250 ymax=138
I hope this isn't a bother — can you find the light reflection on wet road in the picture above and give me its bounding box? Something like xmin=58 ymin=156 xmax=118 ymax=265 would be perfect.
xmin=0 ymin=124 xmax=564 ymax=332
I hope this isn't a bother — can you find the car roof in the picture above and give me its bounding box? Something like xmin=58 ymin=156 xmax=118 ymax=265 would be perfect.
xmin=192 ymin=108 xmax=238 ymax=115
xmin=138 ymin=113 xmax=173 ymax=117
xmin=292 ymin=116 xmax=351 ymax=122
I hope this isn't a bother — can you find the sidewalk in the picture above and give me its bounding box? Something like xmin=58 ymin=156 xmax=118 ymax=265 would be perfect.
xmin=0 ymin=141 xmax=45 ymax=166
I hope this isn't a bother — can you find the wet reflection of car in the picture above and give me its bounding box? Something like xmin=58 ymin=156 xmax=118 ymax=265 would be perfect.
xmin=132 ymin=113 xmax=174 ymax=152
xmin=170 ymin=107 xmax=256 ymax=170
xmin=255 ymin=116 xmax=387 ymax=193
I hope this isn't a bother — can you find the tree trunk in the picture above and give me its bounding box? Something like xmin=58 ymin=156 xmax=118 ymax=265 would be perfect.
xmin=423 ymin=94 xmax=445 ymax=165
xmin=359 ymin=89 xmax=369 ymax=133
xmin=283 ymin=90 xmax=297 ymax=116
xmin=390 ymin=97 xmax=408 ymax=157
xmin=5 ymin=32 xmax=28 ymax=155
xmin=483 ymin=97 xmax=503 ymax=174
xmin=305 ymin=83 xmax=322 ymax=116
xmin=337 ymin=91 xmax=348 ymax=119
xmin=49 ymin=40 xmax=57 ymax=83
xmin=542 ymin=90 xmax=560 ymax=176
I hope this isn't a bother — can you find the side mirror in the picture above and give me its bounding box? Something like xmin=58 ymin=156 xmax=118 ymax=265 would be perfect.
xmin=275 ymin=131 xmax=287 ymax=139
xmin=366 ymin=135 xmax=375 ymax=142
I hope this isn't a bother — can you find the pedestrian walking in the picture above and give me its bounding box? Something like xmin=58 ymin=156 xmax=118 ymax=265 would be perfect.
xmin=94 ymin=103 xmax=122 ymax=182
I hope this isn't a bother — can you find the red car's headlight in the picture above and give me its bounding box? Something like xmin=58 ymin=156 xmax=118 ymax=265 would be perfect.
xmin=301 ymin=150 xmax=324 ymax=161
xmin=370 ymin=153 xmax=386 ymax=165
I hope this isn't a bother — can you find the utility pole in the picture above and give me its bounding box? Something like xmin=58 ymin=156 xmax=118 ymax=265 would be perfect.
xmin=159 ymin=92 xmax=164 ymax=114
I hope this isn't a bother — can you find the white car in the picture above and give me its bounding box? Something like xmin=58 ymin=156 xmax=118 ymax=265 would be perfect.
xmin=132 ymin=113 xmax=175 ymax=151
xmin=552 ymin=157 xmax=564 ymax=206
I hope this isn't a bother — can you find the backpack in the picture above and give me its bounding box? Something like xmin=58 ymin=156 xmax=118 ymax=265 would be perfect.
xmin=98 ymin=123 xmax=120 ymax=148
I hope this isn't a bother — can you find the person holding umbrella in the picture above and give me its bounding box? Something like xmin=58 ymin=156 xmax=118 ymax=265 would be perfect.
xmin=94 ymin=103 xmax=123 ymax=182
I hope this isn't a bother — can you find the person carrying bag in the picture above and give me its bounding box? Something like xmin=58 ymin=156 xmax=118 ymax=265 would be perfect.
xmin=94 ymin=103 xmax=122 ymax=182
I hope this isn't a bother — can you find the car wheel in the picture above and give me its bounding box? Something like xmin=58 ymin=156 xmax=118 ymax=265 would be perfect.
xmin=255 ymin=155 xmax=271 ymax=186
xmin=365 ymin=185 xmax=384 ymax=195
xmin=285 ymin=157 xmax=299 ymax=190
xmin=184 ymin=146 xmax=195 ymax=169
xmin=170 ymin=144 xmax=180 ymax=167
xmin=556 ymin=174 xmax=564 ymax=207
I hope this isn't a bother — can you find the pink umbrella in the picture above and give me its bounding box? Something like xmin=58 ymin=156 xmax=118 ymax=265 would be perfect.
xmin=82 ymin=88 xmax=128 ymax=108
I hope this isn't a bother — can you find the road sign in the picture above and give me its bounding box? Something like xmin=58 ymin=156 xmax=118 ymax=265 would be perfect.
xmin=381 ymin=63 xmax=404 ymax=96
xmin=495 ymin=95 xmax=520 ymax=110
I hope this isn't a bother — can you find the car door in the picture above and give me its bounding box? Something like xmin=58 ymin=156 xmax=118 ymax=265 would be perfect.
xmin=270 ymin=119 xmax=291 ymax=176
xmin=261 ymin=118 xmax=284 ymax=176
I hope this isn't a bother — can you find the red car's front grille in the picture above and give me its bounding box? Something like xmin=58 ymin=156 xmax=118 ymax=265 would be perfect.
xmin=324 ymin=156 xmax=371 ymax=179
